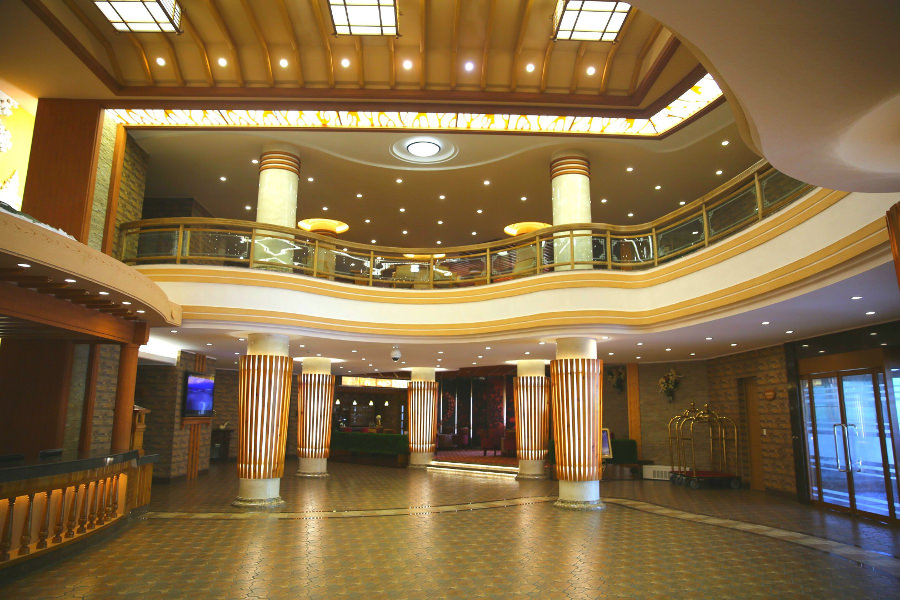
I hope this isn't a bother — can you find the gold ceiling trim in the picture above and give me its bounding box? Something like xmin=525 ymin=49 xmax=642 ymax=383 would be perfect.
xmin=108 ymin=73 xmax=721 ymax=137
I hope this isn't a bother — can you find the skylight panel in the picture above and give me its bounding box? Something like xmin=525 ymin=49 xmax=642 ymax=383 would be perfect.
xmin=329 ymin=1 xmax=398 ymax=36
xmin=554 ymin=1 xmax=631 ymax=42
xmin=93 ymin=1 xmax=182 ymax=33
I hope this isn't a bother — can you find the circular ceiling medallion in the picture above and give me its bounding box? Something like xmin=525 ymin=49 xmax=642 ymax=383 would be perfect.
xmin=391 ymin=136 xmax=458 ymax=164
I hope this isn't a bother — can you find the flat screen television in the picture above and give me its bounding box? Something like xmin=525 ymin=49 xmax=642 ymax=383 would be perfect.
xmin=183 ymin=372 xmax=215 ymax=417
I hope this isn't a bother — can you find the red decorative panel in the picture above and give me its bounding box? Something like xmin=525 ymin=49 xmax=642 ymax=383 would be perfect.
xmin=550 ymin=358 xmax=602 ymax=481
xmin=237 ymin=355 xmax=292 ymax=479
xmin=408 ymin=381 xmax=438 ymax=454
xmin=514 ymin=376 xmax=550 ymax=461
xmin=297 ymin=373 xmax=335 ymax=459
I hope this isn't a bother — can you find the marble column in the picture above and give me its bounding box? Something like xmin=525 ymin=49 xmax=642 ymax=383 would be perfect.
xmin=550 ymin=151 xmax=592 ymax=270
xmin=255 ymin=146 xmax=300 ymax=268
xmin=297 ymin=357 xmax=335 ymax=478
xmin=233 ymin=333 xmax=292 ymax=507
xmin=408 ymin=367 xmax=438 ymax=467
xmin=514 ymin=360 xmax=549 ymax=480
xmin=551 ymin=337 xmax=604 ymax=510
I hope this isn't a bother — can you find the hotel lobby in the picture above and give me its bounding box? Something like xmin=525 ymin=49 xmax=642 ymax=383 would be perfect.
xmin=1 ymin=1 xmax=900 ymax=598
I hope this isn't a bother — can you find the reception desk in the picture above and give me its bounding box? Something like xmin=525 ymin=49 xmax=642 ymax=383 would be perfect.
xmin=0 ymin=450 xmax=156 ymax=571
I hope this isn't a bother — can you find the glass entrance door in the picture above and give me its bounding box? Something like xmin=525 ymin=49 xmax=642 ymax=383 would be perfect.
xmin=801 ymin=370 xmax=896 ymax=519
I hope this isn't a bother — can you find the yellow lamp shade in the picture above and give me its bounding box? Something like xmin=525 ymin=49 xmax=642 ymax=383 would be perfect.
xmin=504 ymin=221 xmax=552 ymax=236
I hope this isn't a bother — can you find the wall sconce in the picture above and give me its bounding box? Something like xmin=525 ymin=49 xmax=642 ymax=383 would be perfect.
xmin=764 ymin=389 xmax=777 ymax=401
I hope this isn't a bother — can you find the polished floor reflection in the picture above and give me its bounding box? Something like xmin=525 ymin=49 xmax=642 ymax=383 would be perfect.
xmin=1 ymin=459 xmax=898 ymax=599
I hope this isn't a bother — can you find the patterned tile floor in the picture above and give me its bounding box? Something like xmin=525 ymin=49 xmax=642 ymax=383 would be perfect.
xmin=1 ymin=459 xmax=898 ymax=599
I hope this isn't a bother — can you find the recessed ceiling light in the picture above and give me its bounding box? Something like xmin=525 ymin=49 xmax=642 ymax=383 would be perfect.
xmin=761 ymin=321 xmax=770 ymax=325
xmin=399 ymin=208 xmax=406 ymax=212
xmin=586 ymin=65 xmax=596 ymax=76
xmin=538 ymin=341 xmax=546 ymax=345
xmin=217 ymin=57 xmax=228 ymax=67
xmin=238 ymin=338 xmax=245 ymax=341
xmin=396 ymin=178 xmax=403 ymax=183
xmin=371 ymin=239 xmax=377 ymax=243
xmin=626 ymin=167 xmax=633 ymax=172
xmin=721 ymin=140 xmax=729 ymax=146
xmin=356 ymin=193 xmax=362 ymax=198
xmin=472 ymin=362 xmax=477 ymax=365
xmin=364 ymin=219 xmax=371 ymax=223
xmin=471 ymin=231 xmax=477 ymax=236
xmin=298 ymin=344 xmax=305 ymax=348
xmin=351 ymin=349 xmax=357 ymax=353
xmin=730 ymin=343 xmax=738 ymax=347
xmin=524 ymin=351 xmax=531 ymax=355
xmin=98 ymin=291 xmax=109 ymax=296
xmin=251 ymin=158 xmax=259 ymax=164
xmin=818 ymin=350 xmax=825 ymax=354
xmin=608 ymin=352 xmax=614 ymax=356
xmin=402 ymin=230 xmax=408 ymax=235
xmin=665 ymin=348 xmax=672 ymax=352
xmin=406 ymin=140 xmax=441 ymax=157
xmin=439 ymin=194 xmax=446 ymax=200
xmin=636 ymin=342 xmax=643 ymax=346
xmin=219 ymin=176 xmax=227 ymax=182
xmin=155 ymin=57 xmax=166 ymax=66
xmin=436 ymin=241 xmax=442 ymax=245
xmin=206 ymin=343 xmax=213 ymax=346
xmin=485 ymin=347 xmax=491 ymax=350
xmin=322 ymin=206 xmax=328 ymax=211
xmin=785 ymin=330 xmax=794 ymax=334
xmin=636 ymin=356 xmax=641 ymax=360
xmin=477 ymin=355 xmax=483 ymax=359
xmin=705 ymin=337 xmax=713 ymax=340
xmin=307 ymin=177 xmax=314 ymax=182
xmin=135 ymin=310 xmax=146 ymax=314
xmin=690 ymin=352 xmax=696 ymax=356
xmin=402 ymin=59 xmax=413 ymax=70
xmin=525 ymin=63 xmax=535 ymax=72
xmin=170 ymin=330 xmax=177 ymax=333
xmin=870 ymin=332 xmax=878 ymax=336
xmin=245 ymin=205 xmax=252 ymax=210
xmin=17 ymin=263 xmax=30 ymax=268
xmin=679 ymin=201 xmax=686 ymax=206
xmin=802 ymin=344 xmax=809 ymax=348
xmin=601 ymin=336 xmax=609 ymax=340
xmin=866 ymin=311 xmax=876 ymax=315
xmin=476 ymin=209 xmax=483 ymax=214
xmin=279 ymin=58 xmax=288 ymax=68
xmin=521 ymin=196 xmax=527 ymax=201
xmin=601 ymin=198 xmax=607 ymax=203
xmin=627 ymin=212 xmax=634 ymax=217
xmin=692 ymin=231 xmax=699 ymax=235
xmin=121 ymin=301 xmax=131 ymax=305
xmin=483 ymin=180 xmax=490 ymax=185
xmin=64 ymin=278 xmax=76 ymax=283
xmin=654 ymin=185 xmax=661 ymax=190
xmin=464 ymin=61 xmax=475 ymax=72
xmin=341 ymin=58 xmax=350 ymax=68
xmin=437 ymin=220 xmax=443 ymax=225
xmin=234 ymin=352 xmax=240 ymax=355
xmin=715 ymin=170 xmax=723 ymax=175
xmin=850 ymin=296 xmax=862 ymax=300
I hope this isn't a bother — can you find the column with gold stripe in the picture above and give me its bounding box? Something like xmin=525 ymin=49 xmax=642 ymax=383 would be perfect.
xmin=551 ymin=337 xmax=604 ymax=510
xmin=550 ymin=151 xmax=592 ymax=270
xmin=233 ymin=333 xmax=292 ymax=507
xmin=514 ymin=360 xmax=549 ymax=479
xmin=255 ymin=145 xmax=300 ymax=268
xmin=408 ymin=367 xmax=438 ymax=466
xmin=297 ymin=357 xmax=335 ymax=478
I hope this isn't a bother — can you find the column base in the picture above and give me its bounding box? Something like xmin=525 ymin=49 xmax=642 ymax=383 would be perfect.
xmin=554 ymin=480 xmax=604 ymax=511
xmin=409 ymin=451 xmax=434 ymax=467
xmin=232 ymin=477 xmax=284 ymax=508
xmin=516 ymin=459 xmax=547 ymax=480
xmin=296 ymin=457 xmax=329 ymax=478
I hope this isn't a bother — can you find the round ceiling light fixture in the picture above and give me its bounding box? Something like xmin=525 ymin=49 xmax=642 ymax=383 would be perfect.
xmin=406 ymin=140 xmax=441 ymax=158
xmin=390 ymin=136 xmax=458 ymax=164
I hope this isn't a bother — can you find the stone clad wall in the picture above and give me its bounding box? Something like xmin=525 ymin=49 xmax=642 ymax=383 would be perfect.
xmin=112 ymin=133 xmax=148 ymax=259
xmin=91 ymin=344 xmax=120 ymax=455
xmin=706 ymin=346 xmax=795 ymax=494
xmin=135 ymin=365 xmax=183 ymax=479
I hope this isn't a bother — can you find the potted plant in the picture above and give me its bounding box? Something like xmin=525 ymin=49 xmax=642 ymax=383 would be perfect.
xmin=658 ymin=368 xmax=682 ymax=402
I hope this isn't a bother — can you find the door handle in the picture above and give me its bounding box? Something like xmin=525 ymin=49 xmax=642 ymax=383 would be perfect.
xmin=833 ymin=424 xmax=847 ymax=472
xmin=846 ymin=424 xmax=860 ymax=472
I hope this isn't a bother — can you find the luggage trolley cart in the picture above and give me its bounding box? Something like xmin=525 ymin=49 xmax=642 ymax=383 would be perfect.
xmin=667 ymin=402 xmax=701 ymax=484
xmin=672 ymin=404 xmax=742 ymax=490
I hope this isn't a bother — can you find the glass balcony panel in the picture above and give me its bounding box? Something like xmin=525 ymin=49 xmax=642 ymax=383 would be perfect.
xmin=591 ymin=235 xmax=607 ymax=265
xmin=707 ymin=186 xmax=758 ymax=237
xmin=438 ymin=254 xmax=487 ymax=286
xmin=133 ymin=229 xmax=177 ymax=260
xmin=610 ymin=235 xmax=653 ymax=264
xmin=332 ymin=247 xmax=372 ymax=283
xmin=657 ymin=216 xmax=705 ymax=259
xmin=761 ymin=170 xmax=809 ymax=211
xmin=183 ymin=230 xmax=251 ymax=261
xmin=252 ymin=234 xmax=311 ymax=270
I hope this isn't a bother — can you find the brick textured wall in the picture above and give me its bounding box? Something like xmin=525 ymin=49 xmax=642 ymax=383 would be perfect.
xmin=87 ymin=116 xmax=117 ymax=251
xmin=113 ymin=133 xmax=148 ymax=259
xmin=62 ymin=344 xmax=90 ymax=455
xmin=706 ymin=346 xmax=795 ymax=494
xmin=91 ymin=344 xmax=120 ymax=455
xmin=638 ymin=361 xmax=710 ymax=467
xmin=136 ymin=365 xmax=182 ymax=479
xmin=602 ymin=364 xmax=629 ymax=440
xmin=212 ymin=368 xmax=239 ymax=458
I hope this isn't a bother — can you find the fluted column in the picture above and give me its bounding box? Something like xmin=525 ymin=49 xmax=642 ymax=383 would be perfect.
xmin=255 ymin=146 xmax=300 ymax=268
xmin=551 ymin=337 xmax=604 ymax=510
xmin=408 ymin=367 xmax=438 ymax=467
xmin=297 ymin=357 xmax=335 ymax=478
xmin=233 ymin=333 xmax=292 ymax=507
xmin=514 ymin=360 xmax=550 ymax=480
xmin=550 ymin=151 xmax=592 ymax=270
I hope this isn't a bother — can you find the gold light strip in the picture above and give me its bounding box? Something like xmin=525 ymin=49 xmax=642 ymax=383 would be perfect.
xmin=550 ymin=358 xmax=602 ymax=481
xmin=237 ymin=355 xmax=292 ymax=479
xmin=106 ymin=74 xmax=722 ymax=137
xmin=298 ymin=373 xmax=335 ymax=459
xmin=514 ymin=376 xmax=549 ymax=461
xmin=408 ymin=380 xmax=438 ymax=454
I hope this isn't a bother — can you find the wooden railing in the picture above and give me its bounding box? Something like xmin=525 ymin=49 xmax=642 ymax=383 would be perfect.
xmin=119 ymin=161 xmax=812 ymax=289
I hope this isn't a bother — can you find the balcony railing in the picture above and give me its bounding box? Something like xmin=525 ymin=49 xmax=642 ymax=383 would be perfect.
xmin=119 ymin=161 xmax=812 ymax=289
